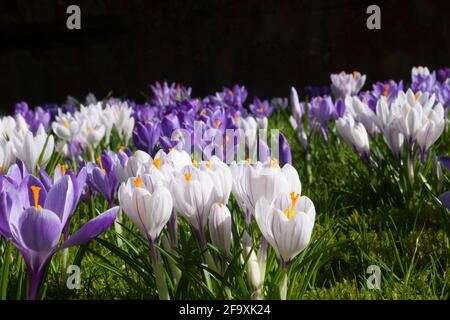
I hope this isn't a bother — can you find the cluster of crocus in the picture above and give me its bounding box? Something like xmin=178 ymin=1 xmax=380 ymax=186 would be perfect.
xmin=409 ymin=66 xmax=450 ymax=109
xmin=337 ymin=89 xmax=445 ymax=165
xmin=113 ymin=147 xmax=315 ymax=300
xmin=0 ymin=161 xmax=118 ymax=299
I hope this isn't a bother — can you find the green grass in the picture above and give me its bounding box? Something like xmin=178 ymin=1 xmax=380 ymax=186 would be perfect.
xmin=1 ymin=108 xmax=449 ymax=300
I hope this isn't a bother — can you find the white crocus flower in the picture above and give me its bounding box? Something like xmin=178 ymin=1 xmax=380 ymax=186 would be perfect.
xmin=255 ymin=192 xmax=316 ymax=265
xmin=345 ymin=96 xmax=379 ymax=137
xmin=195 ymin=156 xmax=232 ymax=204
xmin=416 ymin=103 xmax=445 ymax=159
xmin=0 ymin=138 xmax=15 ymax=172
xmin=331 ymin=71 xmax=366 ymax=98
xmin=12 ymin=127 xmax=54 ymax=172
xmin=412 ymin=66 xmax=430 ymax=78
xmin=110 ymin=102 xmax=135 ymax=144
xmin=115 ymin=150 xmax=151 ymax=183
xmin=230 ymin=160 xmax=301 ymax=217
xmin=209 ymin=203 xmax=233 ymax=255
xmin=383 ymin=121 xmax=405 ymax=159
xmin=170 ymin=165 xmax=217 ymax=234
xmin=118 ymin=175 xmax=172 ymax=243
xmin=336 ymin=115 xmax=370 ymax=158
xmin=237 ymin=116 xmax=258 ymax=157
xmin=52 ymin=113 xmax=80 ymax=140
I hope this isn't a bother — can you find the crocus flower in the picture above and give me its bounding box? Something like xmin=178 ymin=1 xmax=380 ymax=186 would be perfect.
xmin=249 ymin=97 xmax=274 ymax=118
xmin=133 ymin=121 xmax=161 ymax=154
xmin=209 ymin=202 xmax=233 ymax=256
xmin=86 ymin=154 xmax=118 ymax=207
xmin=0 ymin=138 xmax=15 ymax=173
xmin=336 ymin=115 xmax=370 ymax=161
xmin=12 ymin=128 xmax=55 ymax=173
xmin=437 ymin=67 xmax=450 ymax=83
xmin=118 ymin=175 xmax=172 ymax=247
xmin=0 ymin=174 xmax=118 ymax=299
xmin=170 ymin=164 xmax=218 ymax=245
xmin=230 ymin=160 xmax=301 ymax=221
xmin=255 ymin=192 xmax=315 ymax=267
xmin=278 ymin=133 xmax=292 ymax=166
xmin=331 ymin=71 xmax=366 ymax=98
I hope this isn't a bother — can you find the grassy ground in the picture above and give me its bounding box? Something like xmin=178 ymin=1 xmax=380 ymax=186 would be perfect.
xmin=3 ymin=108 xmax=450 ymax=300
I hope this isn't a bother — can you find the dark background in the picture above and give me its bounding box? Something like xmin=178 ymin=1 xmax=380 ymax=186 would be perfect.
xmin=0 ymin=0 xmax=449 ymax=112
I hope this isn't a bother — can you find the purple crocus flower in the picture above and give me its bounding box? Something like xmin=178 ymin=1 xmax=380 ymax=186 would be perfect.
xmin=249 ymin=97 xmax=274 ymax=118
xmin=411 ymin=71 xmax=437 ymax=93
xmin=278 ymin=133 xmax=292 ymax=166
xmin=437 ymin=67 xmax=450 ymax=83
xmin=86 ymin=154 xmax=118 ymax=207
xmin=0 ymin=174 xmax=119 ymax=300
xmin=133 ymin=121 xmax=161 ymax=154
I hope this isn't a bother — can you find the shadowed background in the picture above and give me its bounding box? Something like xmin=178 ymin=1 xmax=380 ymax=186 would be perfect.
xmin=0 ymin=0 xmax=449 ymax=111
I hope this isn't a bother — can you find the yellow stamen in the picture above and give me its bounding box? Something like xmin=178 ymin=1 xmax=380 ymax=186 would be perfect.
xmin=233 ymin=114 xmax=239 ymax=122
xmin=0 ymin=165 xmax=3 ymax=174
xmin=193 ymin=160 xmax=199 ymax=168
xmin=269 ymin=159 xmax=279 ymax=168
xmin=290 ymin=192 xmax=300 ymax=208
xmin=245 ymin=158 xmax=253 ymax=164
xmin=259 ymin=104 xmax=265 ymax=113
xmin=119 ymin=146 xmax=126 ymax=152
xmin=184 ymin=172 xmax=192 ymax=182
xmin=283 ymin=192 xmax=300 ymax=220
xmin=405 ymin=106 xmax=411 ymax=113
xmin=201 ymin=110 xmax=207 ymax=116
xmin=383 ymin=84 xmax=390 ymax=97
xmin=215 ymin=119 xmax=221 ymax=128
xmin=63 ymin=120 xmax=69 ymax=128
xmin=134 ymin=176 xmax=142 ymax=188
xmin=205 ymin=161 xmax=211 ymax=169
xmin=218 ymin=202 xmax=223 ymax=208
xmin=97 ymin=156 xmax=106 ymax=174
xmin=168 ymin=148 xmax=174 ymax=153
xmin=57 ymin=164 xmax=67 ymax=176
xmin=31 ymin=186 xmax=42 ymax=210
xmin=153 ymin=157 xmax=161 ymax=169
xmin=352 ymin=71 xmax=358 ymax=79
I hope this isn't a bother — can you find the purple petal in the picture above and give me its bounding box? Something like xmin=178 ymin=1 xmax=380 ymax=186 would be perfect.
xmin=38 ymin=166 xmax=53 ymax=191
xmin=0 ymin=192 xmax=12 ymax=238
xmin=60 ymin=206 xmax=119 ymax=249
xmin=18 ymin=207 xmax=62 ymax=252
xmin=44 ymin=175 xmax=74 ymax=226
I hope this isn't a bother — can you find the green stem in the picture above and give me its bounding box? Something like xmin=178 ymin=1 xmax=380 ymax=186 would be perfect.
xmin=1 ymin=239 xmax=12 ymax=300
xmin=151 ymin=250 xmax=170 ymax=300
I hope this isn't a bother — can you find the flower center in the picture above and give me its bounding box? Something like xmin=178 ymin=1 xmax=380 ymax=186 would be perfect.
xmin=31 ymin=185 xmax=42 ymax=210
xmin=215 ymin=119 xmax=221 ymax=128
xmin=283 ymin=192 xmax=300 ymax=220
xmin=63 ymin=120 xmax=69 ymax=128
xmin=205 ymin=161 xmax=211 ymax=169
xmin=184 ymin=172 xmax=192 ymax=182
xmin=97 ymin=156 xmax=106 ymax=174
xmin=269 ymin=159 xmax=279 ymax=168
xmin=153 ymin=157 xmax=161 ymax=169
xmin=352 ymin=71 xmax=358 ymax=79
xmin=58 ymin=163 xmax=67 ymax=176
xmin=259 ymin=104 xmax=265 ymax=113
xmin=134 ymin=176 xmax=142 ymax=188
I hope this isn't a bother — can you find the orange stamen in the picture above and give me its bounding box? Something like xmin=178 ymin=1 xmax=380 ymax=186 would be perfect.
xmin=31 ymin=186 xmax=42 ymax=210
